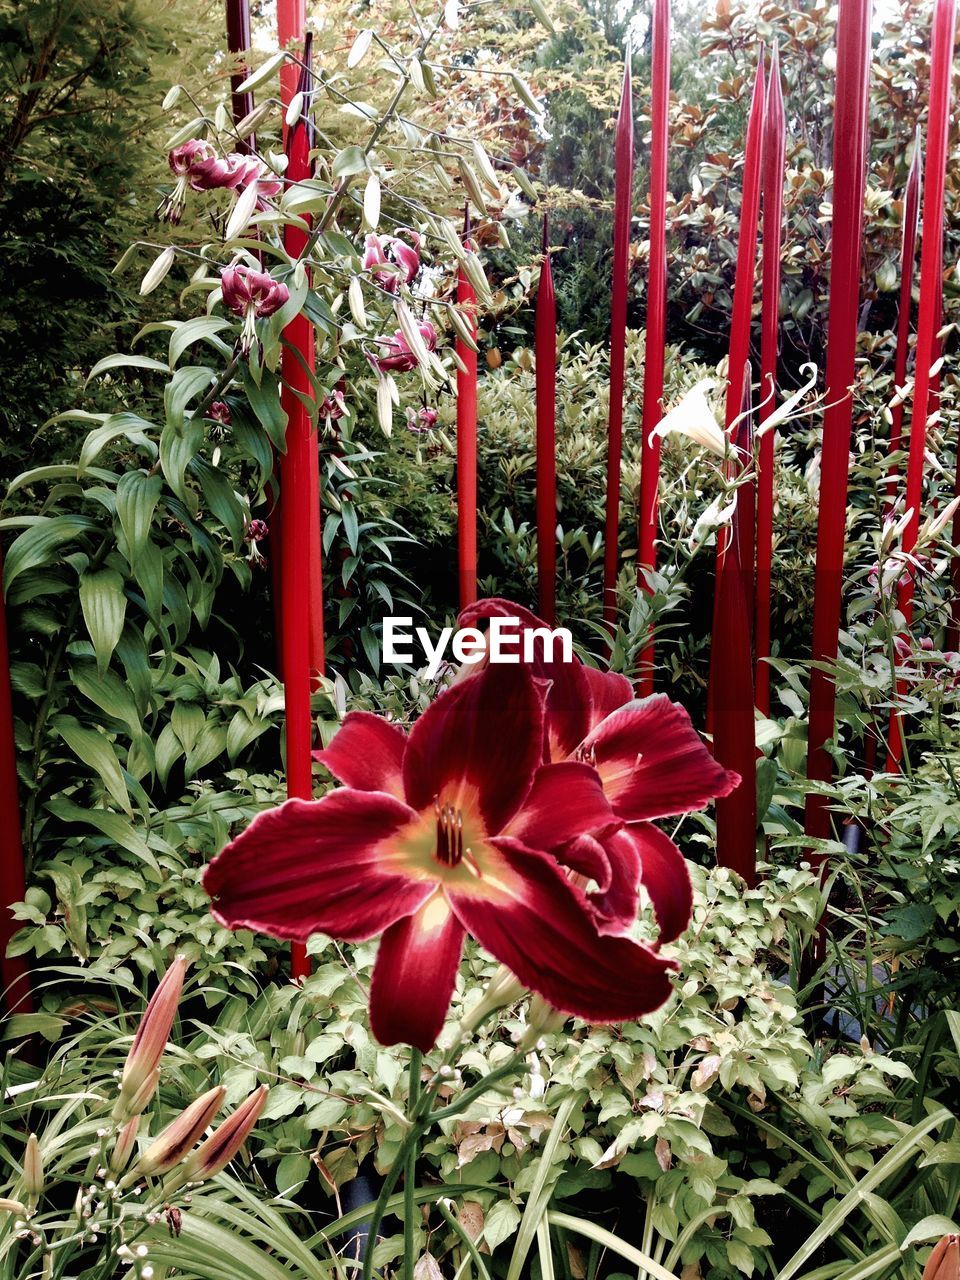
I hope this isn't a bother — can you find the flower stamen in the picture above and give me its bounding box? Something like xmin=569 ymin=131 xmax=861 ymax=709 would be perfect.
xmin=434 ymin=799 xmax=465 ymax=867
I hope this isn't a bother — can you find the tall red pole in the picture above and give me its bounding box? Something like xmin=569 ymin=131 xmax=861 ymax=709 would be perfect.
xmin=636 ymin=0 xmax=670 ymax=694
xmin=225 ymin=0 xmax=254 ymax=129
xmin=602 ymin=49 xmax=635 ymax=631
xmin=457 ymin=209 xmax=479 ymax=609
xmin=712 ymin=374 xmax=758 ymax=886
xmin=755 ymin=46 xmax=786 ymax=715
xmin=887 ymin=0 xmax=957 ymax=768
xmin=0 ymin=556 xmax=31 ymax=1013
xmin=723 ymin=61 xmax=765 ymax=461
xmin=535 ymin=215 xmax=557 ymax=625
xmin=883 ymin=135 xmax=922 ymax=519
xmin=804 ymin=0 xmax=872 ymax=856
xmin=278 ymin=5 xmax=322 ymax=981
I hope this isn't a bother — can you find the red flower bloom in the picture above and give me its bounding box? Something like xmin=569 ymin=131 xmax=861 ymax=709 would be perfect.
xmin=373 ymin=321 xmax=437 ymax=373
xmin=221 ymin=265 xmax=290 ymax=353
xmin=204 ymin=662 xmax=678 ymax=1052
xmin=362 ymin=231 xmax=422 ymax=293
xmin=459 ymin=600 xmax=739 ymax=941
xmin=169 ymin=140 xmax=215 ymax=177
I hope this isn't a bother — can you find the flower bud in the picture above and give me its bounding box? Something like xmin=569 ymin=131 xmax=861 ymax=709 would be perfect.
xmin=182 ymin=1085 xmax=268 ymax=1181
xmin=0 ymin=1198 xmax=26 ymax=1216
xmin=135 ymin=1086 xmax=225 ymax=1177
xmin=460 ymin=965 xmax=525 ymax=1033
xmin=109 ymin=1115 xmax=141 ymax=1174
xmin=922 ymin=1236 xmax=960 ymax=1280
xmin=23 ymin=1134 xmax=43 ymax=1208
xmin=519 ymin=995 xmax=568 ymax=1050
xmin=114 ymin=958 xmax=187 ymax=1120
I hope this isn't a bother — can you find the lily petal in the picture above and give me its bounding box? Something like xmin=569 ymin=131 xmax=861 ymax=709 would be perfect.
xmin=555 ymin=833 xmax=613 ymax=892
xmin=402 ymin=661 xmax=545 ymax=833
xmin=582 ymin=695 xmax=738 ymax=821
xmin=313 ymin=711 xmax=407 ymax=799
xmin=456 ymin=597 xmax=594 ymax=757
xmin=593 ymin=824 xmax=692 ymax=943
xmin=504 ymin=761 xmax=617 ymax=848
xmin=204 ymin=793 xmax=431 ymax=943
xmin=581 ymin=666 xmax=633 ymax=723
xmin=370 ymin=891 xmax=466 ymax=1051
xmin=450 ymin=839 xmax=676 ymax=1023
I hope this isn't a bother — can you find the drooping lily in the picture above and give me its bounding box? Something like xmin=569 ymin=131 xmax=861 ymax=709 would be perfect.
xmin=372 ymin=321 xmax=438 ymax=373
xmin=458 ymin=599 xmax=739 ymax=941
xmin=220 ymin=264 xmax=290 ymax=353
xmin=362 ymin=231 xmax=422 ymax=293
xmin=204 ymin=661 xmax=679 ymax=1051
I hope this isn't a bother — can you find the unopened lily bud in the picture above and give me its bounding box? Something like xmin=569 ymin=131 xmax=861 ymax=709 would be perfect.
xmin=0 ymin=1198 xmax=26 ymax=1216
xmin=460 ymin=965 xmax=525 ymax=1033
xmin=109 ymin=1115 xmax=141 ymax=1174
xmin=23 ymin=1134 xmax=43 ymax=1208
xmin=124 ymin=1066 xmax=162 ymax=1121
xmin=922 ymin=1236 xmax=960 ymax=1280
xmin=182 ymin=1085 xmax=268 ymax=1181
xmin=136 ymin=1086 xmax=225 ymax=1177
xmin=521 ymin=995 xmax=568 ymax=1049
xmin=114 ymin=957 xmax=187 ymax=1120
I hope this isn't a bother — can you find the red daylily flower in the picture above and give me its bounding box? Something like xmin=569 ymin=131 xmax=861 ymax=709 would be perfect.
xmin=459 ymin=599 xmax=740 ymax=941
xmin=204 ymin=662 xmax=678 ymax=1052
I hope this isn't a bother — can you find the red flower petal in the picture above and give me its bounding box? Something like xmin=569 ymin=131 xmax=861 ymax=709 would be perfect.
xmin=203 ymin=793 xmax=431 ymax=943
xmin=402 ymin=661 xmax=545 ymax=834
xmin=313 ymin=711 xmax=406 ymax=798
xmin=581 ymin=665 xmax=633 ymax=722
xmin=593 ymin=824 xmax=692 ymax=943
xmin=583 ymin=694 xmax=738 ymax=821
xmin=555 ymin=833 xmax=613 ymax=892
xmin=504 ymin=761 xmax=616 ymax=848
xmin=458 ymin=597 xmax=545 ymax=632
xmin=369 ymin=892 xmax=466 ymax=1051
xmin=450 ymin=838 xmax=676 ymax=1023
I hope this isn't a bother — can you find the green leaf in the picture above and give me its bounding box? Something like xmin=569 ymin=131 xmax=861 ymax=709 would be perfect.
xmin=242 ymin=365 xmax=288 ymax=451
xmin=3 ymin=516 xmax=99 ymax=589
xmin=191 ymin=461 xmax=243 ymax=544
xmin=332 ymin=145 xmax=367 ymax=177
xmin=168 ymin=316 xmax=233 ymax=367
xmin=54 ymin=717 xmax=132 ymax=814
xmin=86 ymin=353 xmax=168 ymax=383
xmin=165 ymin=365 xmax=215 ymax=429
xmin=80 ymin=569 xmax=127 ymax=674
xmin=159 ymin=419 xmax=205 ymax=509
xmin=900 ymin=1216 xmax=960 ymax=1249
xmin=79 ymin=413 xmax=156 ymax=472
xmin=484 ymin=1201 xmax=522 ymax=1253
xmin=116 ymin=471 xmax=163 ymax=566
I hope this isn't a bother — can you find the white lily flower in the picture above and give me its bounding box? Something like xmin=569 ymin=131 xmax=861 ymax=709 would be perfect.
xmin=650 ymin=379 xmax=728 ymax=456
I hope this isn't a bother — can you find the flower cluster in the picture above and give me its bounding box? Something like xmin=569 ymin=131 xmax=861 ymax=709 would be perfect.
xmin=163 ymin=141 xmax=281 ymax=224
xmin=111 ymin=958 xmax=268 ymax=1187
xmin=204 ymin=598 xmax=738 ymax=1052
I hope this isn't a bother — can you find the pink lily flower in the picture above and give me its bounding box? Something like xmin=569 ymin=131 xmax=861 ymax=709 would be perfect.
xmin=204 ymin=662 xmax=678 ymax=1052
xmin=362 ymin=231 xmax=422 ymax=293
xmin=459 ymin=599 xmax=740 ymax=942
xmin=221 ymin=265 xmax=290 ymax=353
xmin=372 ymin=321 xmax=437 ymax=374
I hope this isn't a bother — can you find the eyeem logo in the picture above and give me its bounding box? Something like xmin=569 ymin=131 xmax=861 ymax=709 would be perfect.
xmin=383 ymin=615 xmax=572 ymax=678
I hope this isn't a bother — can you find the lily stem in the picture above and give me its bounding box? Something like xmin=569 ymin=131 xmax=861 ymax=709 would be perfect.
xmin=404 ymin=1048 xmax=423 ymax=1278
